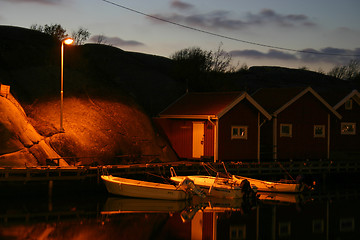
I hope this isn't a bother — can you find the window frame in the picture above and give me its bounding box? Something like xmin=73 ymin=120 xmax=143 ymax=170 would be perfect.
xmin=312 ymin=219 xmax=324 ymax=233
xmin=345 ymin=99 xmax=353 ymax=110
xmin=314 ymin=125 xmax=326 ymax=138
xmin=278 ymin=222 xmax=291 ymax=237
xmin=280 ymin=123 xmax=292 ymax=137
xmin=231 ymin=126 xmax=248 ymax=140
xmin=341 ymin=122 xmax=356 ymax=135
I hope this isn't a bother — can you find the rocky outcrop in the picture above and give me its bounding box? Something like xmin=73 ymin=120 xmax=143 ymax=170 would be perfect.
xmin=0 ymin=94 xmax=66 ymax=167
xmin=0 ymin=92 xmax=178 ymax=167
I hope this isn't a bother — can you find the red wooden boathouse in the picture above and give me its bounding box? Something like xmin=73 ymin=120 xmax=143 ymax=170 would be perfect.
xmin=154 ymin=92 xmax=271 ymax=162
xmin=323 ymin=89 xmax=360 ymax=158
xmin=252 ymin=87 xmax=342 ymax=160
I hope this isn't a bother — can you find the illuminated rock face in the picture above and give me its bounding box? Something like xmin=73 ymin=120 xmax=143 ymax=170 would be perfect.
xmin=0 ymin=93 xmax=178 ymax=166
xmin=23 ymin=97 xmax=178 ymax=166
xmin=0 ymin=95 xmax=64 ymax=167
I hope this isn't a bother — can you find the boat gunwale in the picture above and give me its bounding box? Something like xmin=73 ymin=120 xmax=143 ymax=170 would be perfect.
xmin=101 ymin=175 xmax=181 ymax=191
xmin=170 ymin=175 xmax=241 ymax=190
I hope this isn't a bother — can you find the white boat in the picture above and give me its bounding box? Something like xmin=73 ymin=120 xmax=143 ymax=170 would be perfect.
xmin=256 ymin=192 xmax=302 ymax=204
xmin=170 ymin=175 xmax=251 ymax=199
xmin=101 ymin=175 xmax=199 ymax=200
xmin=232 ymin=175 xmax=304 ymax=193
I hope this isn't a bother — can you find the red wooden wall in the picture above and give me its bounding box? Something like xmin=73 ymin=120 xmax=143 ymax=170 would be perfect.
xmin=275 ymin=92 xmax=329 ymax=160
xmin=218 ymin=99 xmax=259 ymax=161
xmin=331 ymin=98 xmax=360 ymax=152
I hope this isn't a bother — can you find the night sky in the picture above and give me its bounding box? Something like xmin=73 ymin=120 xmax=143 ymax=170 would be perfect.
xmin=1 ymin=0 xmax=360 ymax=71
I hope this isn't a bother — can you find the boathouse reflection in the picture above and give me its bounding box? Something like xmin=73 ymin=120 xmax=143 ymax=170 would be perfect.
xmin=0 ymin=191 xmax=359 ymax=239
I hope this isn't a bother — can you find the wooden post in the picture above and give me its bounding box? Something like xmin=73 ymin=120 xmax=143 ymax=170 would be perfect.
xmin=48 ymin=180 xmax=53 ymax=212
xmin=273 ymin=116 xmax=278 ymax=160
xmin=257 ymin=112 xmax=261 ymax=163
xmin=327 ymin=114 xmax=330 ymax=159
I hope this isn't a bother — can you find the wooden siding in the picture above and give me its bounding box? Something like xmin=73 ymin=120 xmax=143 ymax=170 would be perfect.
xmin=275 ymin=92 xmax=330 ymax=159
xmin=331 ymin=98 xmax=360 ymax=152
xmin=218 ymin=99 xmax=259 ymax=161
xmin=202 ymin=212 xmax=215 ymax=240
xmin=154 ymin=118 xmax=193 ymax=159
xmin=204 ymin=121 xmax=215 ymax=158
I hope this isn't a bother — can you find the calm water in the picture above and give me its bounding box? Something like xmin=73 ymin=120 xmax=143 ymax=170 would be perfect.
xmin=0 ymin=184 xmax=359 ymax=240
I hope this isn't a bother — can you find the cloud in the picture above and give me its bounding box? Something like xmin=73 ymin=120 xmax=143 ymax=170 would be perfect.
xmin=89 ymin=35 xmax=145 ymax=47
xmin=150 ymin=8 xmax=316 ymax=30
xmin=298 ymin=47 xmax=360 ymax=65
xmin=2 ymin=0 xmax=60 ymax=4
xmin=171 ymin=0 xmax=194 ymax=11
xmin=229 ymin=49 xmax=297 ymax=60
xmin=229 ymin=47 xmax=360 ymax=66
xmin=246 ymin=9 xmax=316 ymax=27
xmin=152 ymin=11 xmax=246 ymax=30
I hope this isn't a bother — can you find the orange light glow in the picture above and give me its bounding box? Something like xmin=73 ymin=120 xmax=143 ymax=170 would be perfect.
xmin=63 ymin=38 xmax=74 ymax=45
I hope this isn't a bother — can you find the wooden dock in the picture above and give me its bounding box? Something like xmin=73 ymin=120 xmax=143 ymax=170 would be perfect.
xmin=0 ymin=159 xmax=359 ymax=185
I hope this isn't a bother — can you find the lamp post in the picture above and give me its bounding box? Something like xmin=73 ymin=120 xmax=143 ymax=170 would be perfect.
xmin=60 ymin=37 xmax=74 ymax=133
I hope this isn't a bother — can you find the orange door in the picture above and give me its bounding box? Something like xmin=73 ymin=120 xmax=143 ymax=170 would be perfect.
xmin=192 ymin=122 xmax=204 ymax=158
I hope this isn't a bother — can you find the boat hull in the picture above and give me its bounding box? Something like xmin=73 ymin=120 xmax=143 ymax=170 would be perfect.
xmin=171 ymin=175 xmax=244 ymax=199
xmin=233 ymin=175 xmax=303 ymax=193
xmin=101 ymin=175 xmax=188 ymax=200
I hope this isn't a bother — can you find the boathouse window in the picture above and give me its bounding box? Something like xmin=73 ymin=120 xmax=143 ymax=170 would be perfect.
xmin=229 ymin=225 xmax=246 ymax=240
xmin=231 ymin=126 xmax=248 ymax=139
xmin=341 ymin=122 xmax=356 ymax=135
xmin=345 ymin=99 xmax=353 ymax=110
xmin=314 ymin=125 xmax=325 ymax=138
xmin=278 ymin=222 xmax=291 ymax=237
xmin=312 ymin=219 xmax=324 ymax=233
xmin=340 ymin=218 xmax=355 ymax=232
xmin=280 ymin=124 xmax=292 ymax=137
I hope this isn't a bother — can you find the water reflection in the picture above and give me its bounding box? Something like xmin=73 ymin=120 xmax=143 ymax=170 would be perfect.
xmin=0 ymin=188 xmax=359 ymax=240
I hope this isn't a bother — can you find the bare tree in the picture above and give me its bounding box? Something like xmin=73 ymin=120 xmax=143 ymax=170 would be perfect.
xmin=95 ymin=35 xmax=106 ymax=44
xmin=171 ymin=43 xmax=235 ymax=73
xmin=31 ymin=24 xmax=68 ymax=40
xmin=171 ymin=47 xmax=213 ymax=73
xmin=71 ymin=27 xmax=90 ymax=45
xmin=328 ymin=60 xmax=360 ymax=80
xmin=212 ymin=42 xmax=234 ymax=73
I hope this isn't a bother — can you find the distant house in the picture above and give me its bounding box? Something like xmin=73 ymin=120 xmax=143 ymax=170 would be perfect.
xmin=154 ymin=92 xmax=271 ymax=162
xmin=322 ymin=89 xmax=360 ymax=158
xmin=252 ymin=87 xmax=342 ymax=160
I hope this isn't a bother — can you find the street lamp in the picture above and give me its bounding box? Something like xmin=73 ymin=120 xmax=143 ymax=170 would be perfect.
xmin=60 ymin=37 xmax=74 ymax=132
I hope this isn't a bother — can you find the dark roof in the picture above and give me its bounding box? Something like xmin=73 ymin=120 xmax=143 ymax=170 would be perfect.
xmin=252 ymin=86 xmax=342 ymax=118
xmin=318 ymin=89 xmax=359 ymax=107
xmin=160 ymin=92 xmax=245 ymax=116
xmin=252 ymin=87 xmax=306 ymax=113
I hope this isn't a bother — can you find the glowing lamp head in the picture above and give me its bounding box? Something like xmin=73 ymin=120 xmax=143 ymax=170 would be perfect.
xmin=63 ymin=38 xmax=74 ymax=45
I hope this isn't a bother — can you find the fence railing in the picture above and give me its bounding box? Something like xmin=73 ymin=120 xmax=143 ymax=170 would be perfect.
xmin=1 ymin=159 xmax=359 ymax=183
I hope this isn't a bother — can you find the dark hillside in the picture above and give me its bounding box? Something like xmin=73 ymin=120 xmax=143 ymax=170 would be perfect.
xmin=65 ymin=44 xmax=184 ymax=114
xmin=0 ymin=26 xmax=184 ymax=115
xmin=229 ymin=66 xmax=355 ymax=94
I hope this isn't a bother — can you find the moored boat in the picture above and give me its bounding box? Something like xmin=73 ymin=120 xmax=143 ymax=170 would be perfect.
xmin=101 ymin=175 xmax=197 ymax=200
xmin=232 ymin=175 xmax=304 ymax=193
xmin=170 ymin=175 xmax=252 ymax=199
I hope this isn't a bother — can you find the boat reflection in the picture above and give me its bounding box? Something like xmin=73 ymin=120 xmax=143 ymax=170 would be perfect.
xmin=257 ymin=191 xmax=305 ymax=205
xmin=0 ymin=188 xmax=359 ymax=240
xmin=102 ymin=197 xmax=188 ymax=214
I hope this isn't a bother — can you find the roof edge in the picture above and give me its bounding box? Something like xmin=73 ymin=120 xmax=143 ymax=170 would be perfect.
xmin=158 ymin=114 xmax=217 ymax=119
xmin=333 ymin=89 xmax=360 ymax=110
xmin=274 ymin=86 xmax=342 ymax=119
